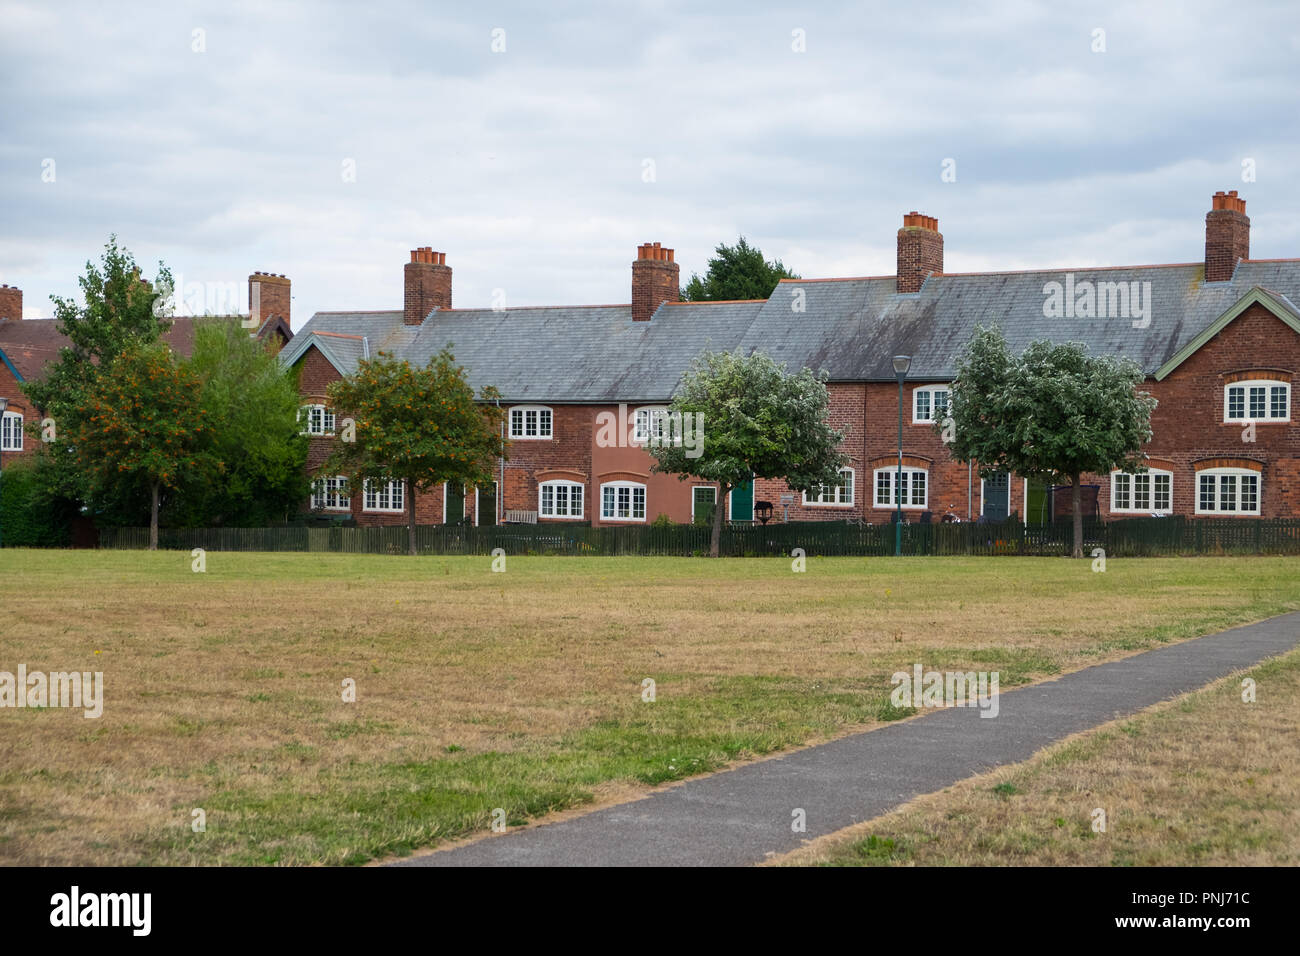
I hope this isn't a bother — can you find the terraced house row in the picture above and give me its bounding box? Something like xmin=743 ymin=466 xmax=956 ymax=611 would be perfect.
xmin=278 ymin=190 xmax=1300 ymax=527
xmin=1 ymin=190 xmax=1297 ymax=528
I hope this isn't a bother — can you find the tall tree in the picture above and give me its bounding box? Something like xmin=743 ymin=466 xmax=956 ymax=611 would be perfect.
xmin=680 ymin=237 xmax=799 ymax=302
xmin=321 ymin=350 xmax=506 ymax=556
xmin=645 ymin=350 xmax=847 ymax=557
xmin=944 ymin=325 xmax=1157 ymax=558
xmin=63 ymin=342 xmax=216 ymax=549
xmin=171 ymin=319 xmax=310 ymax=526
xmin=22 ymin=236 xmax=173 ymax=514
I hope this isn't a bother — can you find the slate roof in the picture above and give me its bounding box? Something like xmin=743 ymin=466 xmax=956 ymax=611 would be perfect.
xmin=283 ymin=260 xmax=1300 ymax=400
xmin=282 ymin=301 xmax=766 ymax=402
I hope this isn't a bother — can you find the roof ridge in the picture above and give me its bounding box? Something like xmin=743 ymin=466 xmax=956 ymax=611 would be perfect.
xmin=434 ymin=303 xmax=632 ymax=313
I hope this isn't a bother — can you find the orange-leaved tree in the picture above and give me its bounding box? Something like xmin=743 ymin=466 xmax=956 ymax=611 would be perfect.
xmin=67 ymin=342 xmax=217 ymax=549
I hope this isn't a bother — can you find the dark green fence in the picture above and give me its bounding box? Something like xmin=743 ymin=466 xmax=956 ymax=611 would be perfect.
xmin=94 ymin=516 xmax=1300 ymax=557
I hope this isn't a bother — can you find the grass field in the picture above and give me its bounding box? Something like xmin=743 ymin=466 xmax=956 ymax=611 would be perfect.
xmin=1 ymin=550 xmax=1298 ymax=865
xmin=778 ymin=649 xmax=1300 ymax=867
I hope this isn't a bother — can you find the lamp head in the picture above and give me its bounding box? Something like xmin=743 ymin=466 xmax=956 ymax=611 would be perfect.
xmin=892 ymin=355 xmax=912 ymax=376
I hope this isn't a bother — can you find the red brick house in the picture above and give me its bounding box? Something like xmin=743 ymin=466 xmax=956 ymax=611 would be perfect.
xmin=0 ymin=273 xmax=292 ymax=470
xmin=280 ymin=190 xmax=1300 ymax=527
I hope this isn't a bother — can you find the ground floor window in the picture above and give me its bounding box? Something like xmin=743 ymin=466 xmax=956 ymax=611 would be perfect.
xmin=311 ymin=475 xmax=350 ymax=511
xmin=873 ymin=467 xmax=926 ymax=509
xmin=539 ymin=480 xmax=584 ymax=519
xmin=1111 ymin=470 xmax=1172 ymax=514
xmin=1195 ymin=468 xmax=1260 ymax=515
xmin=804 ymin=468 xmax=855 ymax=506
xmin=363 ymin=478 xmax=405 ymax=513
xmin=600 ymin=482 xmax=646 ymax=521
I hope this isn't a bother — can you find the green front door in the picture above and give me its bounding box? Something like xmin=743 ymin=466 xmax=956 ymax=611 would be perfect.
xmin=730 ymin=480 xmax=754 ymax=521
xmin=479 ymin=483 xmax=497 ymax=526
xmin=445 ymin=483 xmax=464 ymax=524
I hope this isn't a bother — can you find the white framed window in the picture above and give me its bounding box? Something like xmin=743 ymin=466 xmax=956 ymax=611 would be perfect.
xmin=804 ymin=468 xmax=855 ymax=506
xmin=912 ymin=386 xmax=950 ymax=424
xmin=600 ymin=481 xmax=646 ymax=522
xmin=1224 ymin=380 xmax=1289 ymax=423
xmin=1 ymin=411 xmax=22 ymax=451
xmin=1195 ymin=468 xmax=1260 ymax=515
xmin=632 ymin=405 xmax=683 ymax=446
xmin=539 ymin=480 xmax=584 ymax=519
xmin=1110 ymin=469 xmax=1173 ymax=515
xmin=509 ymin=405 xmax=553 ymax=440
xmin=363 ymin=478 xmax=405 ymax=513
xmin=299 ymin=404 xmax=336 ymax=436
xmin=311 ymin=475 xmax=351 ymax=511
xmin=873 ymin=467 xmax=928 ymax=510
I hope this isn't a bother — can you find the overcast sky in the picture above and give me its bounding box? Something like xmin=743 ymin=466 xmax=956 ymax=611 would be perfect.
xmin=3 ymin=1 xmax=1299 ymax=326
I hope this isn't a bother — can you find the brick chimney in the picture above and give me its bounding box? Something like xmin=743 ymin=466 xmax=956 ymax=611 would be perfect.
xmin=1205 ymin=190 xmax=1249 ymax=283
xmin=0 ymin=284 xmax=21 ymax=321
xmin=248 ymin=272 xmax=290 ymax=329
xmin=897 ymin=212 xmax=943 ymax=294
xmin=631 ymin=242 xmax=679 ymax=322
xmin=404 ymin=247 xmax=451 ymax=325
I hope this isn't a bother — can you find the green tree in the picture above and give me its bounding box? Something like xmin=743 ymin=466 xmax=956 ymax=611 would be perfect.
xmin=170 ymin=319 xmax=310 ymax=526
xmin=322 ymin=350 xmax=506 ymax=556
xmin=645 ymin=350 xmax=847 ymax=557
xmin=680 ymin=237 xmax=799 ymax=302
xmin=22 ymin=236 xmax=172 ymax=515
xmin=64 ymin=342 xmax=217 ymax=549
xmin=944 ymin=325 xmax=1157 ymax=558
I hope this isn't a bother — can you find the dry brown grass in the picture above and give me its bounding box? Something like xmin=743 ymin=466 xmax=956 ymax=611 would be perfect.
xmin=775 ymin=649 xmax=1300 ymax=866
xmin=1 ymin=550 xmax=1297 ymax=865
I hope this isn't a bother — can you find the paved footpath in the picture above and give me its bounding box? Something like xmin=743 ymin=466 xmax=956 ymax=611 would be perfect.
xmin=394 ymin=611 xmax=1300 ymax=867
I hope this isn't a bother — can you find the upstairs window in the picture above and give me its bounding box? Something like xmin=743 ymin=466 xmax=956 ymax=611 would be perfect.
xmin=299 ymin=404 xmax=336 ymax=436
xmin=633 ymin=406 xmax=681 ymax=445
xmin=913 ymin=386 xmax=950 ymax=423
xmin=509 ymin=406 xmax=553 ymax=439
xmin=1224 ymin=381 xmax=1289 ymax=423
xmin=1 ymin=411 xmax=22 ymax=451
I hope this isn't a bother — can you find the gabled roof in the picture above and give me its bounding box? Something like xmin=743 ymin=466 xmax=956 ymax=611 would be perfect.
xmin=1152 ymin=287 xmax=1300 ymax=380
xmin=284 ymin=259 xmax=1300 ymax=400
xmin=278 ymin=311 xmax=414 ymax=377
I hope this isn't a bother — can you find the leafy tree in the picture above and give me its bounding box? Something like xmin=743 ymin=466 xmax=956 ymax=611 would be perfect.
xmin=63 ymin=342 xmax=217 ymax=549
xmin=944 ymin=325 xmax=1156 ymax=558
xmin=22 ymin=236 xmax=172 ymax=515
xmin=680 ymin=237 xmax=799 ymax=302
xmin=170 ymin=319 xmax=310 ymax=526
xmin=645 ymin=350 xmax=847 ymax=557
xmin=321 ymin=350 xmax=506 ymax=555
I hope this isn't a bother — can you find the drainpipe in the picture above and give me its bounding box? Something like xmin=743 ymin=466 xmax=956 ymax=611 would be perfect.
xmin=496 ymin=397 xmax=504 ymax=524
xmin=967 ymin=461 xmax=972 ymax=520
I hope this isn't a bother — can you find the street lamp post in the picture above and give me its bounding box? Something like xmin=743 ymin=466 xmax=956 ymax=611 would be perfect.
xmin=891 ymin=356 xmax=911 ymax=556
xmin=0 ymin=396 xmax=8 ymax=550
